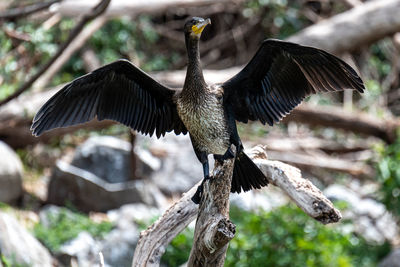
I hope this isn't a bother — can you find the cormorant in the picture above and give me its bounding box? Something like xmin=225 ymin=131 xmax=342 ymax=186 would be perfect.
xmin=31 ymin=17 xmax=365 ymax=203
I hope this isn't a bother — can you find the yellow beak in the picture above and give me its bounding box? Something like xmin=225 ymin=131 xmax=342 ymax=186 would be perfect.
xmin=192 ymin=18 xmax=211 ymax=35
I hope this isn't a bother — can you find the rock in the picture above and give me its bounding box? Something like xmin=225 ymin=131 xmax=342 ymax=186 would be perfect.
xmin=107 ymin=203 xmax=160 ymax=228
xmin=54 ymin=204 xmax=149 ymax=267
xmin=379 ymin=248 xmax=400 ymax=267
xmin=100 ymin=226 xmax=139 ymax=267
xmin=48 ymin=160 xmax=165 ymax=212
xmin=59 ymin=232 xmax=101 ymax=267
xmin=230 ymin=188 xmax=288 ymax=212
xmin=324 ymin=184 xmax=399 ymax=244
xmin=0 ymin=141 xmax=23 ymax=203
xmin=138 ymin=134 xmax=203 ymax=195
xmin=71 ymin=136 xmax=160 ymax=183
xmin=0 ymin=212 xmax=53 ymax=267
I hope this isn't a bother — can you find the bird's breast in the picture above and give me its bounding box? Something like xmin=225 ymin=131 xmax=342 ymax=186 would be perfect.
xmin=176 ymin=91 xmax=230 ymax=155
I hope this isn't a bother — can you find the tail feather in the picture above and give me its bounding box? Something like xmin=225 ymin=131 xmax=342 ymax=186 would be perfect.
xmin=231 ymin=151 xmax=269 ymax=193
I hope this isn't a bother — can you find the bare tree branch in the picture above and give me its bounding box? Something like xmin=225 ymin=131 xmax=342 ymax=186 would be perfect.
xmin=187 ymin=149 xmax=236 ymax=267
xmin=131 ymin=146 xmax=341 ymax=266
xmin=0 ymin=0 xmax=111 ymax=107
xmin=132 ymin=185 xmax=199 ymax=267
xmin=0 ymin=0 xmax=61 ymax=21
xmin=288 ymin=0 xmax=400 ymax=54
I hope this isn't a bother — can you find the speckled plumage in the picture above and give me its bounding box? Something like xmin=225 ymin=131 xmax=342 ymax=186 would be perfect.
xmin=176 ymin=85 xmax=229 ymax=155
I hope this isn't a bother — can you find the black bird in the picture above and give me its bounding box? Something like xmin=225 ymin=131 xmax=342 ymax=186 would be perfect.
xmin=31 ymin=17 xmax=365 ymax=203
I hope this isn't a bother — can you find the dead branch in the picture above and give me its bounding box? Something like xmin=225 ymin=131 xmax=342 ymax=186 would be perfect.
xmin=0 ymin=0 xmax=111 ymax=107
xmin=81 ymin=48 xmax=102 ymax=72
xmin=266 ymin=150 xmax=373 ymax=178
xmin=288 ymin=0 xmax=400 ymax=54
xmin=132 ymin=184 xmax=199 ymax=267
xmin=187 ymin=149 xmax=236 ymax=267
xmin=52 ymin=0 xmax=241 ymax=17
xmin=0 ymin=0 xmax=61 ymax=21
xmin=33 ymin=16 xmax=108 ymax=89
xmin=131 ymin=146 xmax=341 ymax=266
xmin=283 ymin=104 xmax=399 ymax=143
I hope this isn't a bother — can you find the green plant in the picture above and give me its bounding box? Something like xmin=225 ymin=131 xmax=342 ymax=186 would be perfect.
xmin=33 ymin=207 xmax=113 ymax=252
xmin=162 ymin=205 xmax=389 ymax=267
xmin=0 ymin=254 xmax=29 ymax=267
xmin=376 ymin=133 xmax=400 ymax=217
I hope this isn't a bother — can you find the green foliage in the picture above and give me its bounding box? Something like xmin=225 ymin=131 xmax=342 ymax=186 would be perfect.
xmin=1 ymin=254 xmax=29 ymax=267
xmin=225 ymin=205 xmax=388 ymax=267
xmin=244 ymin=0 xmax=307 ymax=39
xmin=376 ymin=133 xmax=400 ymax=217
xmin=161 ymin=228 xmax=194 ymax=266
xmin=162 ymin=205 xmax=389 ymax=267
xmin=33 ymin=207 xmax=112 ymax=252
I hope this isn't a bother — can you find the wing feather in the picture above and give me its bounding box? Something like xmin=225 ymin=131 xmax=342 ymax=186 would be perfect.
xmin=31 ymin=59 xmax=187 ymax=136
xmin=222 ymin=39 xmax=365 ymax=124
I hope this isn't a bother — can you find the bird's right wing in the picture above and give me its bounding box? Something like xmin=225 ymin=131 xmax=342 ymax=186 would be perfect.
xmin=31 ymin=59 xmax=187 ymax=137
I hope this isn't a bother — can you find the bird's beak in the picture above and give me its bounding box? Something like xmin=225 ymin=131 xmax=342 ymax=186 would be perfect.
xmin=192 ymin=18 xmax=211 ymax=35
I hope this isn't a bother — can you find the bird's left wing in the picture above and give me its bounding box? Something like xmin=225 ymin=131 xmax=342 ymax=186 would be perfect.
xmin=222 ymin=39 xmax=365 ymax=125
xmin=31 ymin=59 xmax=187 ymax=137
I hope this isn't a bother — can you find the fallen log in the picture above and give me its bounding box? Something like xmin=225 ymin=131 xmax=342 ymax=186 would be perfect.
xmin=283 ymin=105 xmax=399 ymax=144
xmin=288 ymin=0 xmax=400 ymax=54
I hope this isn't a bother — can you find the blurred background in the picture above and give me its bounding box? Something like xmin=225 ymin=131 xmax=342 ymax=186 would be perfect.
xmin=0 ymin=0 xmax=400 ymax=266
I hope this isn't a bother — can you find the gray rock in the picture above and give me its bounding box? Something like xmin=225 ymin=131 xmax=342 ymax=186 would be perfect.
xmin=324 ymin=184 xmax=399 ymax=244
xmin=0 ymin=212 xmax=53 ymax=267
xmin=59 ymin=232 xmax=101 ymax=267
xmin=138 ymin=134 xmax=202 ymax=195
xmin=48 ymin=160 xmax=165 ymax=212
xmin=100 ymin=226 xmax=139 ymax=267
xmin=0 ymin=141 xmax=23 ymax=203
xmin=54 ymin=203 xmax=149 ymax=267
xmin=72 ymin=136 xmax=160 ymax=183
xmin=379 ymin=249 xmax=400 ymax=267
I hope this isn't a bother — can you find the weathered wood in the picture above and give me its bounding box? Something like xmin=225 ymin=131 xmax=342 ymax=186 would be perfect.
xmin=52 ymin=0 xmax=241 ymax=17
xmin=131 ymin=146 xmax=341 ymax=266
xmin=288 ymin=0 xmax=400 ymax=54
xmin=132 ymin=184 xmax=199 ymax=267
xmin=187 ymin=154 xmax=236 ymax=267
xmin=284 ymin=104 xmax=399 ymax=143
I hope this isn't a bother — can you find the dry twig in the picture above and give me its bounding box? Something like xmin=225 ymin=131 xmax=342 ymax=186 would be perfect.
xmin=0 ymin=0 xmax=111 ymax=107
xmin=0 ymin=0 xmax=61 ymax=21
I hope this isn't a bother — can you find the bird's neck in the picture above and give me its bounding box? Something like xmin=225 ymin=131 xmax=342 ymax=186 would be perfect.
xmin=183 ymin=35 xmax=206 ymax=95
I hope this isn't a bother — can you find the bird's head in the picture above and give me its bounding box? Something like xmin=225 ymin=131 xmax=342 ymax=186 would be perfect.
xmin=184 ymin=17 xmax=211 ymax=38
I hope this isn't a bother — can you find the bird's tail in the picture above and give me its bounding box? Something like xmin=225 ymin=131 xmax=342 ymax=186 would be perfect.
xmin=231 ymin=151 xmax=269 ymax=193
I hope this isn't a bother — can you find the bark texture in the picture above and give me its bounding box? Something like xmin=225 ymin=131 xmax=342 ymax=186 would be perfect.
xmin=131 ymin=146 xmax=341 ymax=266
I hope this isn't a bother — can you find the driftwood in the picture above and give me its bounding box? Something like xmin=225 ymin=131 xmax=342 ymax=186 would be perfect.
xmin=131 ymin=146 xmax=341 ymax=266
xmin=288 ymin=0 xmax=400 ymax=54
xmin=132 ymin=184 xmax=199 ymax=266
xmin=187 ymin=149 xmax=236 ymax=267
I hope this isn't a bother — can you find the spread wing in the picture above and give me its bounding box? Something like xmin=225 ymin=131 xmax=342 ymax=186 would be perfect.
xmin=31 ymin=59 xmax=187 ymax=137
xmin=222 ymin=39 xmax=365 ymax=125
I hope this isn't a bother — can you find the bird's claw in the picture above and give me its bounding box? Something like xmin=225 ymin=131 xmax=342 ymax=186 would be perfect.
xmin=191 ymin=175 xmax=210 ymax=204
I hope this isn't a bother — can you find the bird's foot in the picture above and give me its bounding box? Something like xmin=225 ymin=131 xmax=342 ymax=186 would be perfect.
xmin=191 ymin=175 xmax=209 ymax=204
xmin=214 ymin=147 xmax=235 ymax=164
